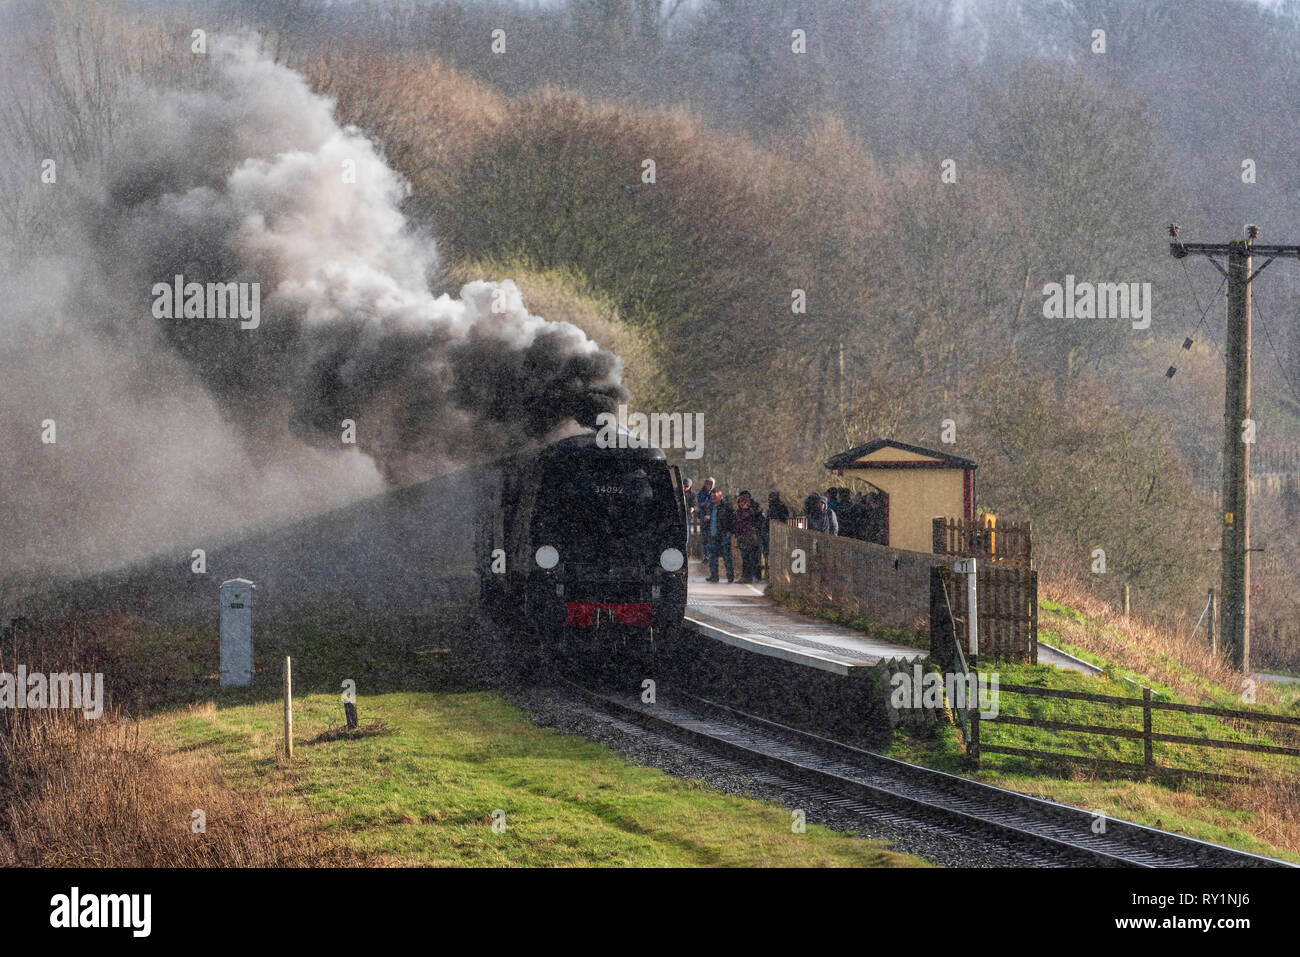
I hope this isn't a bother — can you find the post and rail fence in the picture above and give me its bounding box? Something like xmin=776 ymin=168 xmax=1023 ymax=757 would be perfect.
xmin=971 ymin=682 xmax=1300 ymax=783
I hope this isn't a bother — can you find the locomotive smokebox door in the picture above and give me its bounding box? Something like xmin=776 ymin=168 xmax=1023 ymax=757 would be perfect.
xmin=220 ymin=578 xmax=255 ymax=686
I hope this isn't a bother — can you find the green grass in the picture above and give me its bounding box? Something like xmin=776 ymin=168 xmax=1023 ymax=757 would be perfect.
xmin=977 ymin=663 xmax=1299 ymax=779
xmin=881 ymin=598 xmax=1300 ymax=862
xmin=886 ymin=706 xmax=1300 ymax=861
xmin=76 ymin=603 xmax=1300 ymax=865
xmin=1265 ymin=681 xmax=1300 ymax=710
xmin=120 ymin=611 xmax=926 ymax=866
xmin=150 ymin=690 xmax=927 ymax=867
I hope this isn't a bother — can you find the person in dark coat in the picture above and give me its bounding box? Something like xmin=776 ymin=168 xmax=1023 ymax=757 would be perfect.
xmin=767 ymin=491 xmax=791 ymax=525
xmin=706 ymin=489 xmax=736 ymax=582
xmin=696 ymin=477 xmax=715 ymax=510
xmin=804 ymin=493 xmax=837 ymax=535
xmin=804 ymin=493 xmax=827 ymax=533
xmin=733 ymin=490 xmax=763 ymax=584
xmin=696 ymin=477 xmax=716 ymax=562
xmin=826 ymin=488 xmax=842 ymax=518
xmin=846 ymin=492 xmax=869 ymax=541
xmin=863 ymin=491 xmax=888 ymax=545
xmin=761 ymin=491 xmax=790 ymax=579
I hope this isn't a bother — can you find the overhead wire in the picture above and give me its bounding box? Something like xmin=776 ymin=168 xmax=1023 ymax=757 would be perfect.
xmin=1252 ymin=289 xmax=1300 ymax=413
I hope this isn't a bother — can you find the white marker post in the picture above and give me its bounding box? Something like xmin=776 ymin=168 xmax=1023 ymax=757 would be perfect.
xmin=953 ymin=558 xmax=979 ymax=765
xmin=219 ymin=579 xmax=255 ymax=686
xmin=953 ymin=558 xmax=978 ymax=656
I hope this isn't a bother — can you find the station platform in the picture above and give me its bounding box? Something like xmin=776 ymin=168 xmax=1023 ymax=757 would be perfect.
xmin=684 ymin=562 xmax=927 ymax=676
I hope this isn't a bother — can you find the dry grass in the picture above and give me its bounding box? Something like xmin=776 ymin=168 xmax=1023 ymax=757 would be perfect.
xmin=1219 ymin=776 xmax=1300 ymax=859
xmin=1252 ymin=618 xmax=1300 ymax=675
xmin=0 ymin=613 xmax=356 ymax=867
xmin=0 ymin=706 xmax=354 ymax=867
xmin=1043 ymin=578 xmax=1246 ymax=702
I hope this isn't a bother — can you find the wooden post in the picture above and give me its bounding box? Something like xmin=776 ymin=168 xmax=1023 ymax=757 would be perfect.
xmin=283 ymin=655 xmax=293 ymax=760
xmin=1221 ymin=241 xmax=1252 ymax=674
xmin=1142 ymin=687 xmax=1153 ymax=773
xmin=1166 ymin=230 xmax=1300 ymax=673
xmin=1122 ymin=582 xmax=1131 ymax=617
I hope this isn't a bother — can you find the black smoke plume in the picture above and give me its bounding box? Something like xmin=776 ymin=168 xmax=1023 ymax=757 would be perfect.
xmin=0 ymin=33 xmax=626 ymax=585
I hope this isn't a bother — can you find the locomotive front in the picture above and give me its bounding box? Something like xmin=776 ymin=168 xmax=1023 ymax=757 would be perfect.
xmin=526 ymin=439 xmax=688 ymax=664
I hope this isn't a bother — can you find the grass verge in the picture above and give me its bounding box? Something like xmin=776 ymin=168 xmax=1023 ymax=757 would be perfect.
xmin=146 ymin=690 xmax=926 ymax=867
xmin=1 ymin=610 xmax=926 ymax=867
xmin=884 ymin=595 xmax=1300 ymax=863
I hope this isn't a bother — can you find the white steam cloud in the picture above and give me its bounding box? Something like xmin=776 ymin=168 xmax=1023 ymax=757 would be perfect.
xmin=0 ymin=34 xmax=625 ymax=589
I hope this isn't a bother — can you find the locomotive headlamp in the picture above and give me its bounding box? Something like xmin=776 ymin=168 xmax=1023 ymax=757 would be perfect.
xmin=659 ymin=548 xmax=684 ymax=572
xmin=535 ymin=545 xmax=559 ymax=569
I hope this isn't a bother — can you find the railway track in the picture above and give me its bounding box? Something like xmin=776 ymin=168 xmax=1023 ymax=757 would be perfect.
xmin=556 ymin=677 xmax=1295 ymax=868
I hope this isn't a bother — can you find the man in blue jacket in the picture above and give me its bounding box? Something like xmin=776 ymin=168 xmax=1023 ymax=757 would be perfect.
xmin=696 ymin=477 xmax=716 ymax=562
xmin=705 ymin=488 xmax=736 ymax=583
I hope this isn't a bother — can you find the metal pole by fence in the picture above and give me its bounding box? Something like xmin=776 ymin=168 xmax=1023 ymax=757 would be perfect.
xmin=1208 ymin=587 xmax=1218 ymax=654
xmin=1190 ymin=587 xmax=1213 ymax=642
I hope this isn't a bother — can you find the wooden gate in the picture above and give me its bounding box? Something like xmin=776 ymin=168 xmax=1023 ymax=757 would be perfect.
xmin=938 ymin=563 xmax=1038 ymax=664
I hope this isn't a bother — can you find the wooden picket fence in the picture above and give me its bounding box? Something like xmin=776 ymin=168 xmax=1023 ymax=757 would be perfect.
xmin=932 ymin=517 xmax=1032 ymax=568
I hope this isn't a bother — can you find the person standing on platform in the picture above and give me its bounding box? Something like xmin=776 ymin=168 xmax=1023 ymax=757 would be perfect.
xmin=697 ymin=477 xmax=716 ymax=564
xmin=705 ymin=488 xmax=736 ymax=583
xmin=804 ymin=493 xmax=837 ymax=535
xmin=763 ymin=491 xmax=790 ymax=579
xmin=734 ymin=490 xmax=763 ymax=584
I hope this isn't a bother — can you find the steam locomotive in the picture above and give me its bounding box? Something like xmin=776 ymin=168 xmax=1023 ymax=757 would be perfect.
xmin=22 ymin=428 xmax=687 ymax=689
xmin=475 ymin=431 xmax=689 ymax=675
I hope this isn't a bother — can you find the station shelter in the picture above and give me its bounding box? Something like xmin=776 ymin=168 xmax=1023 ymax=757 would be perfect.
xmin=823 ymin=439 xmax=976 ymax=554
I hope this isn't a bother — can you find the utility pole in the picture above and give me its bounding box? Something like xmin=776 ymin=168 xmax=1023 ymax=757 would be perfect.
xmin=1170 ymin=224 xmax=1300 ymax=674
